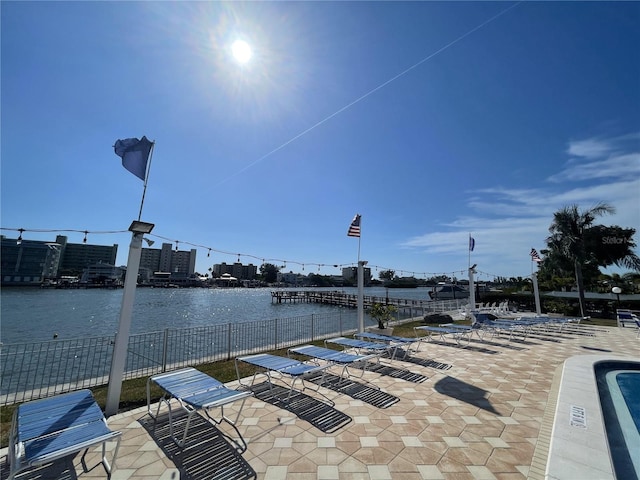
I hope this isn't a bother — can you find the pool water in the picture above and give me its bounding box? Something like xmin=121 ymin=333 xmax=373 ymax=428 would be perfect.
xmin=596 ymin=362 xmax=640 ymax=480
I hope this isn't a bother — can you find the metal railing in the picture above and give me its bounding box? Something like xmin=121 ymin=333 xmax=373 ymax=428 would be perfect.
xmin=0 ymin=310 xmax=359 ymax=406
xmin=0 ymin=299 xmax=465 ymax=406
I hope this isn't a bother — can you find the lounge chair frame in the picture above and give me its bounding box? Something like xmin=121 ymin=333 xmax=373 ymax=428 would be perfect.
xmin=8 ymin=389 xmax=121 ymax=480
xmin=414 ymin=325 xmax=475 ymax=346
xmin=354 ymin=331 xmax=425 ymax=354
xmin=288 ymin=345 xmax=379 ymax=384
xmin=471 ymin=313 xmax=532 ymax=340
xmin=437 ymin=323 xmax=487 ymax=341
xmin=325 ymin=336 xmax=398 ymax=360
xmin=235 ymin=353 xmax=333 ymax=404
xmin=147 ymin=367 xmax=253 ymax=451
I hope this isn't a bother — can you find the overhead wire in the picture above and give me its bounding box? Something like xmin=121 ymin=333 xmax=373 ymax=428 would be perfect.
xmin=1 ymin=225 xmax=533 ymax=279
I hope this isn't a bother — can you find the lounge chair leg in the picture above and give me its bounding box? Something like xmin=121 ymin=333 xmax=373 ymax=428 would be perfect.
xmin=80 ymin=436 xmax=120 ymax=477
xmin=205 ymin=405 xmax=249 ymax=453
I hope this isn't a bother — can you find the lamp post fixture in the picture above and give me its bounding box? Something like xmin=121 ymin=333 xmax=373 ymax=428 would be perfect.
xmin=468 ymin=264 xmax=477 ymax=310
xmin=612 ymin=286 xmax=622 ymax=309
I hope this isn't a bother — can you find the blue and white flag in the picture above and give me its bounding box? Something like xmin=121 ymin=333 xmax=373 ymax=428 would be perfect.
xmin=114 ymin=136 xmax=153 ymax=181
xmin=469 ymin=236 xmax=475 ymax=252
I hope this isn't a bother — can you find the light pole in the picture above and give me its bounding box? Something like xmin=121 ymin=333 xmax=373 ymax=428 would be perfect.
xmin=105 ymin=220 xmax=155 ymax=416
xmin=357 ymin=260 xmax=367 ymax=333
xmin=468 ymin=264 xmax=477 ymax=310
xmin=612 ymin=286 xmax=622 ymax=310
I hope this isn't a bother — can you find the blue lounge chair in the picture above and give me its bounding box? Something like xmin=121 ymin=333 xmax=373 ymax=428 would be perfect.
xmin=506 ymin=316 xmax=577 ymax=333
xmin=436 ymin=322 xmax=487 ymax=341
xmin=147 ymin=367 xmax=253 ymax=451
xmin=617 ymin=309 xmax=640 ymax=328
xmin=235 ymin=353 xmax=332 ymax=403
xmin=325 ymin=336 xmax=398 ymax=359
xmin=471 ymin=313 xmax=530 ymax=340
xmin=354 ymin=331 xmax=424 ymax=353
xmin=288 ymin=345 xmax=379 ymax=382
xmin=414 ymin=325 xmax=474 ymax=346
xmin=8 ymin=389 xmax=121 ymax=480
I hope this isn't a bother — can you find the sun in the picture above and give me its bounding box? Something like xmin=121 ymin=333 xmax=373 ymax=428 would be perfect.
xmin=231 ymin=39 xmax=253 ymax=64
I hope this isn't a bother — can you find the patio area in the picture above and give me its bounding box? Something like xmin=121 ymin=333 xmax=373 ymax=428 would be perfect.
xmin=2 ymin=321 xmax=637 ymax=480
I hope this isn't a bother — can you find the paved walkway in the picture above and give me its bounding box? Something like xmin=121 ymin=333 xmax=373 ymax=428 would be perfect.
xmin=2 ymin=322 xmax=638 ymax=480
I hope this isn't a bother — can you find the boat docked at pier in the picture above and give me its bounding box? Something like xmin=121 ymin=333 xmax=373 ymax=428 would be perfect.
xmin=429 ymin=283 xmax=470 ymax=300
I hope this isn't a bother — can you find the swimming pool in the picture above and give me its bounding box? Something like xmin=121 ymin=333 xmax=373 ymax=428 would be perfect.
xmin=545 ymin=355 xmax=639 ymax=480
xmin=596 ymin=361 xmax=640 ymax=480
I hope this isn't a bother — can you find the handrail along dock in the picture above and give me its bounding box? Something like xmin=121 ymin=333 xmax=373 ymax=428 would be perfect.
xmin=270 ymin=290 xmax=458 ymax=318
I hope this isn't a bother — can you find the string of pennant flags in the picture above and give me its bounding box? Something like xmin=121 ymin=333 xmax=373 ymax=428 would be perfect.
xmin=0 ymin=224 xmax=542 ymax=281
xmin=1 ymin=137 xmax=545 ymax=282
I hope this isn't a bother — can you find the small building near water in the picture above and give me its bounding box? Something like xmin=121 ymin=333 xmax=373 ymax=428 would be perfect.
xmin=214 ymin=273 xmax=238 ymax=287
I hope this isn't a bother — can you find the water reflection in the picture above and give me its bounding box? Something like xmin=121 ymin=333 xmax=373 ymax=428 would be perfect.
xmin=3 ymin=286 xmax=417 ymax=343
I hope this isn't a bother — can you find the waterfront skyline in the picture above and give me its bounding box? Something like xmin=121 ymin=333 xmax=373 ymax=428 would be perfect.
xmin=2 ymin=2 xmax=639 ymax=279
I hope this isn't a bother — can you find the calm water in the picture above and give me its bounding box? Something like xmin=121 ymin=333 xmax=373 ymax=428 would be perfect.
xmin=596 ymin=362 xmax=640 ymax=480
xmin=0 ymin=286 xmax=432 ymax=344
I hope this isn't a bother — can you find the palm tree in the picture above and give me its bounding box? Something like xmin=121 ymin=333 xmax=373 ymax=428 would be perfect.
xmin=622 ymin=272 xmax=640 ymax=293
xmin=547 ymin=203 xmax=615 ymax=317
xmin=585 ymin=225 xmax=640 ymax=272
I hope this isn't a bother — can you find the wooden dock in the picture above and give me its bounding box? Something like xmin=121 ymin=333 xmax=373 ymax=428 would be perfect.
xmin=270 ymin=290 xmax=464 ymax=317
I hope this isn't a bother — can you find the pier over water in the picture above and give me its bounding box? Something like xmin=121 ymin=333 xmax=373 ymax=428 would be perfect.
xmin=271 ymin=290 xmax=464 ymax=317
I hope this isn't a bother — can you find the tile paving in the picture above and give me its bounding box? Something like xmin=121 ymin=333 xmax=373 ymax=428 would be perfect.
xmin=1 ymin=321 xmax=638 ymax=480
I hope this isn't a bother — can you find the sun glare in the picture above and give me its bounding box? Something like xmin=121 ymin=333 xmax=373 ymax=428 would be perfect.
xmin=231 ymin=39 xmax=253 ymax=64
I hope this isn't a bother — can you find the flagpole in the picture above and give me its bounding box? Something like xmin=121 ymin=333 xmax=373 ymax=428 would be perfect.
xmin=354 ymin=215 xmax=364 ymax=333
xmin=137 ymin=141 xmax=155 ymax=221
xmin=532 ymin=270 xmax=542 ymax=315
xmin=468 ymin=234 xmax=475 ymax=309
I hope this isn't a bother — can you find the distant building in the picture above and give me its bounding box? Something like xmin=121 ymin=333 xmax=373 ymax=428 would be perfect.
xmin=277 ymin=271 xmax=303 ymax=285
xmin=56 ymin=235 xmax=118 ymax=276
xmin=342 ymin=266 xmax=372 ymax=285
xmin=1 ymin=235 xmax=116 ymax=286
xmin=1 ymin=237 xmax=61 ymax=285
xmin=212 ymin=262 xmax=257 ymax=280
xmin=139 ymin=243 xmax=197 ymax=277
xmin=80 ymin=263 xmax=125 ymax=286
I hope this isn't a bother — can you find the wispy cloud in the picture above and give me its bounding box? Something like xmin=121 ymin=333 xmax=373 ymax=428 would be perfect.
xmin=551 ymin=133 xmax=640 ymax=182
xmin=549 ymin=152 xmax=640 ymax=183
xmin=567 ymin=137 xmax=614 ymax=159
xmin=400 ymin=132 xmax=640 ymax=276
xmin=566 ymin=132 xmax=640 ymax=158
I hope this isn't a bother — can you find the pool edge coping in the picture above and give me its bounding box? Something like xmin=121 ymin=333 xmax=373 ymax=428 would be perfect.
xmin=544 ymin=354 xmax=638 ymax=480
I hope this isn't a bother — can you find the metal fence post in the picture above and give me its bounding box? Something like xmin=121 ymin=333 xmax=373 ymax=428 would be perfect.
xmin=162 ymin=329 xmax=169 ymax=373
xmin=274 ymin=318 xmax=278 ymax=350
xmin=311 ymin=314 xmax=315 ymax=342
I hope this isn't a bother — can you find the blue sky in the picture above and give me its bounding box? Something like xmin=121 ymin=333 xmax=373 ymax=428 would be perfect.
xmin=2 ymin=1 xmax=639 ymax=281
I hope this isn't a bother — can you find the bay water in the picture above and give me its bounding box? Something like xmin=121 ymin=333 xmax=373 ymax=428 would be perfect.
xmin=0 ymin=286 xmax=432 ymax=344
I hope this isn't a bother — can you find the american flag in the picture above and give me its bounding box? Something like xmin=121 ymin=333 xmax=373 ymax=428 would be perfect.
xmin=347 ymin=214 xmax=361 ymax=238
xmin=530 ymin=248 xmax=542 ymax=262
